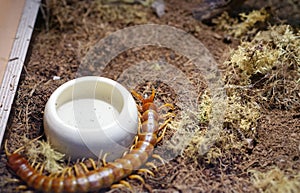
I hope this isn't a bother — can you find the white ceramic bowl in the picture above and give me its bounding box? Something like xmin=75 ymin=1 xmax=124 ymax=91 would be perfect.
xmin=43 ymin=76 xmax=138 ymax=161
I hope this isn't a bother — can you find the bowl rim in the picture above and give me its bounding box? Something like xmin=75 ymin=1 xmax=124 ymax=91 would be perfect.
xmin=43 ymin=76 xmax=138 ymax=160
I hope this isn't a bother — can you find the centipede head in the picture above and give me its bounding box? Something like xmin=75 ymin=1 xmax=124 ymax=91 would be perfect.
xmin=131 ymin=89 xmax=156 ymax=105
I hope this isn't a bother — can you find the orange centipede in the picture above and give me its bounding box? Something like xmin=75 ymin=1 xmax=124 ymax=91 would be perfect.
xmin=6 ymin=89 xmax=173 ymax=193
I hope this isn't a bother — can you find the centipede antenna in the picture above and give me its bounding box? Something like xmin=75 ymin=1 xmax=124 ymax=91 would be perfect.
xmin=131 ymin=90 xmax=144 ymax=102
xmin=149 ymin=89 xmax=156 ymax=101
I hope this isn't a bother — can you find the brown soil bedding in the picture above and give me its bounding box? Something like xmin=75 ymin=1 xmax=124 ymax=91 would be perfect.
xmin=0 ymin=0 xmax=299 ymax=192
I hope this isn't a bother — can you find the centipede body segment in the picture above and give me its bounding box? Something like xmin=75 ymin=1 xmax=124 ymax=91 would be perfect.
xmin=6 ymin=89 xmax=173 ymax=193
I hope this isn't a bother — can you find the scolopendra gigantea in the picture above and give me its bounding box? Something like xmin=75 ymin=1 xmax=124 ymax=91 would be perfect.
xmin=6 ymin=89 xmax=173 ymax=193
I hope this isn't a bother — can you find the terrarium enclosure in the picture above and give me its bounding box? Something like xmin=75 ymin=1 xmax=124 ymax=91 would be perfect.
xmin=0 ymin=0 xmax=299 ymax=192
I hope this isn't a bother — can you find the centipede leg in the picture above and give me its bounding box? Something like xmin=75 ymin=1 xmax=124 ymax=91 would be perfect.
xmin=74 ymin=162 xmax=89 ymax=176
xmin=16 ymin=185 xmax=28 ymax=191
xmin=30 ymin=159 xmax=36 ymax=168
xmin=156 ymin=118 xmax=172 ymax=143
xmin=50 ymin=170 xmax=62 ymax=178
xmin=157 ymin=127 xmax=167 ymax=143
xmin=38 ymin=163 xmax=45 ymax=174
xmin=87 ymin=158 xmax=98 ymax=170
xmin=4 ymin=140 xmax=11 ymax=156
xmin=66 ymin=167 xmax=73 ymax=177
xmin=138 ymin=168 xmax=155 ymax=176
xmin=152 ymin=154 xmax=165 ymax=165
xmin=136 ymin=104 xmax=143 ymax=113
xmin=137 ymin=112 xmax=142 ymax=134
xmin=16 ymin=135 xmax=44 ymax=154
xmin=129 ymin=174 xmax=145 ymax=184
xmin=145 ymin=162 xmax=158 ymax=171
xmin=31 ymin=162 xmax=44 ymax=174
xmin=73 ymin=164 xmax=81 ymax=176
xmin=102 ymin=153 xmax=108 ymax=166
xmin=158 ymin=103 xmax=174 ymax=110
xmin=111 ymin=180 xmax=133 ymax=191
xmin=79 ymin=162 xmax=89 ymax=173
xmin=162 ymin=112 xmax=176 ymax=119
xmin=32 ymin=162 xmax=40 ymax=171
xmin=129 ymin=136 xmax=139 ymax=151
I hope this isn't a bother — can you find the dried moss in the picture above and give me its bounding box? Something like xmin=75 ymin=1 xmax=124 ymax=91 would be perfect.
xmin=226 ymin=42 xmax=279 ymax=85
xmin=186 ymin=23 xmax=300 ymax=167
xmin=95 ymin=1 xmax=149 ymax=24
xmin=224 ymin=94 xmax=260 ymax=135
xmin=213 ymin=8 xmax=269 ymax=38
xmin=25 ymin=140 xmax=65 ymax=174
xmin=183 ymin=17 xmax=300 ymax=165
xmin=250 ymin=167 xmax=300 ymax=193
xmin=165 ymin=112 xmax=201 ymax=158
xmin=225 ymin=24 xmax=300 ymax=109
xmin=198 ymin=90 xmax=212 ymax=123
